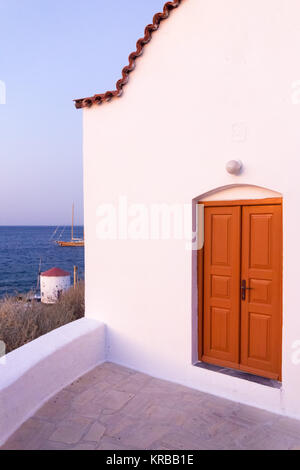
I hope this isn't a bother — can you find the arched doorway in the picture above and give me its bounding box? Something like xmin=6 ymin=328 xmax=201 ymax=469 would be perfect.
xmin=195 ymin=185 xmax=283 ymax=381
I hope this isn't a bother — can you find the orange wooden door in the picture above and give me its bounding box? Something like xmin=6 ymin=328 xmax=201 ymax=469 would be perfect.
xmin=240 ymin=205 xmax=282 ymax=380
xmin=202 ymin=206 xmax=241 ymax=368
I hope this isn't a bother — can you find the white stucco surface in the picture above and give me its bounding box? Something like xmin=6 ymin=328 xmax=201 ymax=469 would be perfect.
xmin=40 ymin=274 xmax=71 ymax=304
xmin=82 ymin=0 xmax=300 ymax=418
xmin=0 ymin=318 xmax=106 ymax=446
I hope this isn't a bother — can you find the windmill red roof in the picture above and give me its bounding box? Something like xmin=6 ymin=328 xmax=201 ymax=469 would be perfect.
xmin=41 ymin=267 xmax=70 ymax=277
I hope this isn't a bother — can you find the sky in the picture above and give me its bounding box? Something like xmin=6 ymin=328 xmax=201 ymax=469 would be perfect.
xmin=0 ymin=0 xmax=165 ymax=225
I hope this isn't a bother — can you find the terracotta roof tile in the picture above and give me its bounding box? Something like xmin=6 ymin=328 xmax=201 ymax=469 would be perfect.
xmin=74 ymin=0 xmax=183 ymax=109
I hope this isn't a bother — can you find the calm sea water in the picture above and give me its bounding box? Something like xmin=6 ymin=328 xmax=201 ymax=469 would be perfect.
xmin=0 ymin=226 xmax=84 ymax=297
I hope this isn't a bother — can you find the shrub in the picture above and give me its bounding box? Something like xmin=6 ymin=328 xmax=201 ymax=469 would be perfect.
xmin=0 ymin=281 xmax=84 ymax=354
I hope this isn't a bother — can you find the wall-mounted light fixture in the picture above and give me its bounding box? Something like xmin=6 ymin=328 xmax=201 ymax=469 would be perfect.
xmin=226 ymin=160 xmax=243 ymax=175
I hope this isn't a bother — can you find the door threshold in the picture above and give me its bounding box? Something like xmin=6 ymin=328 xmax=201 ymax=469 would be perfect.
xmin=195 ymin=362 xmax=282 ymax=389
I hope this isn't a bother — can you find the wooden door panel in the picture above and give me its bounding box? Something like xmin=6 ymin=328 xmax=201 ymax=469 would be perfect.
xmin=202 ymin=206 xmax=241 ymax=367
xmin=211 ymin=275 xmax=230 ymax=299
xmin=249 ymin=214 xmax=272 ymax=269
xmin=248 ymin=313 xmax=271 ymax=361
xmin=249 ymin=279 xmax=272 ymax=305
xmin=240 ymin=205 xmax=282 ymax=380
xmin=211 ymin=307 xmax=230 ymax=352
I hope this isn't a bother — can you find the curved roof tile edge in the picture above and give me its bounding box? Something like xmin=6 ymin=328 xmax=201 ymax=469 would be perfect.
xmin=74 ymin=0 xmax=183 ymax=109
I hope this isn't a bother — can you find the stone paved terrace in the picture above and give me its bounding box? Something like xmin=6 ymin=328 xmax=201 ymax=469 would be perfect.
xmin=1 ymin=363 xmax=300 ymax=450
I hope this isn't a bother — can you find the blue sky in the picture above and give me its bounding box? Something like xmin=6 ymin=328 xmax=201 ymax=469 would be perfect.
xmin=0 ymin=0 xmax=164 ymax=225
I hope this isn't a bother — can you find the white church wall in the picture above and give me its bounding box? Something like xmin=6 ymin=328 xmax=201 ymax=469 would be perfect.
xmin=82 ymin=0 xmax=300 ymax=418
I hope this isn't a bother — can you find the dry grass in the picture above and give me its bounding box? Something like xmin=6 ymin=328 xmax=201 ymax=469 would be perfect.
xmin=0 ymin=281 xmax=84 ymax=354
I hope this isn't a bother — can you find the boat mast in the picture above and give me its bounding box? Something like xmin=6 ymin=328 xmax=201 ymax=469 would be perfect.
xmin=72 ymin=203 xmax=74 ymax=241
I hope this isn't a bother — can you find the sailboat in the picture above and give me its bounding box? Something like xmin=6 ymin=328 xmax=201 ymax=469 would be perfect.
xmin=55 ymin=204 xmax=84 ymax=247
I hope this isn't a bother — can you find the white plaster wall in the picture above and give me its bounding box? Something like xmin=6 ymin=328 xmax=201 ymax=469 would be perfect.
xmin=198 ymin=184 xmax=281 ymax=201
xmin=0 ymin=318 xmax=106 ymax=446
xmin=82 ymin=0 xmax=300 ymax=418
xmin=41 ymin=275 xmax=71 ymax=304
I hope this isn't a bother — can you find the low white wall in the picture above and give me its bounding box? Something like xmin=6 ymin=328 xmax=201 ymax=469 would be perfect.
xmin=0 ymin=318 xmax=106 ymax=446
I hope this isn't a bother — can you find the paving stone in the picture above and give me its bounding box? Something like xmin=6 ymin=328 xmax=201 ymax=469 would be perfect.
xmin=49 ymin=416 xmax=92 ymax=445
xmin=52 ymin=388 xmax=76 ymax=402
xmin=120 ymin=392 xmax=155 ymax=417
xmin=142 ymin=404 xmax=187 ymax=426
xmin=121 ymin=390 xmax=182 ymax=418
xmin=84 ymin=422 xmax=106 ymax=442
xmin=96 ymin=389 xmax=135 ymax=411
xmin=2 ymin=419 xmax=55 ymax=450
xmin=35 ymin=390 xmax=73 ymax=422
xmin=148 ymin=391 xmax=186 ymax=409
xmin=101 ymin=362 xmax=136 ymax=375
xmin=101 ymin=413 xmax=172 ymax=449
xmin=104 ymin=372 xmax=134 ymax=386
xmin=181 ymin=390 xmax=209 ymax=404
xmin=237 ymin=425 xmax=298 ymax=450
xmin=113 ymin=423 xmax=171 ymax=449
xmin=65 ymin=372 xmax=102 ymax=393
xmin=181 ymin=411 xmax=250 ymax=449
xmin=268 ymin=416 xmax=300 ymax=438
xmin=39 ymin=441 xmax=71 ymax=450
xmin=228 ymin=404 xmax=278 ymax=427
xmin=143 ymin=378 xmax=190 ymax=395
xmin=182 ymin=413 xmax=228 ymax=441
xmin=176 ymin=397 xmax=210 ymax=419
xmin=87 ymin=363 xmax=134 ymax=386
xmin=70 ymin=400 xmax=104 ymax=419
xmin=149 ymin=443 xmax=176 ymax=450
xmin=115 ymin=372 xmax=152 ymax=393
xmin=201 ymin=419 xmax=251 ymax=449
xmin=97 ymin=436 xmax=143 ymax=451
xmin=72 ymin=387 xmax=101 ymax=408
xmin=153 ymin=429 xmax=217 ymax=451
xmin=71 ymin=443 xmax=97 ymax=450
xmin=101 ymin=408 xmax=119 ymax=416
xmin=66 ymin=366 xmax=127 ymax=393
xmin=99 ymin=412 xmax=138 ymax=438
xmin=199 ymin=395 xmax=239 ymax=418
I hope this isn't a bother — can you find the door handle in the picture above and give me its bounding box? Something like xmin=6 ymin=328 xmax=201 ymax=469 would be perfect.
xmin=241 ymin=280 xmax=253 ymax=301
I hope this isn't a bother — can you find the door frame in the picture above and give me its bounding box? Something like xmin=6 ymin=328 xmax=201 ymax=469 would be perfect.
xmin=197 ymin=197 xmax=283 ymax=380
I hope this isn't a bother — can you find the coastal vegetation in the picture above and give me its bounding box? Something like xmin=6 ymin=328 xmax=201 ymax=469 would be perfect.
xmin=0 ymin=281 xmax=84 ymax=354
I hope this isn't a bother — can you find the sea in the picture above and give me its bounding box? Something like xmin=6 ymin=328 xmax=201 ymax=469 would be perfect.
xmin=0 ymin=226 xmax=84 ymax=298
